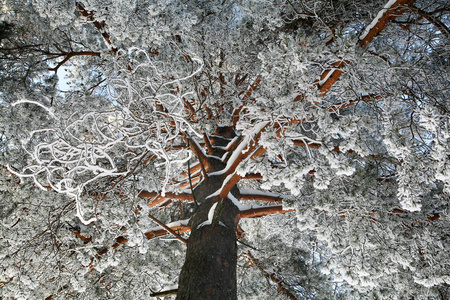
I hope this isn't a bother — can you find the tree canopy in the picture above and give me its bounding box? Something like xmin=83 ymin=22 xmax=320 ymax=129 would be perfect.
xmin=0 ymin=0 xmax=449 ymax=299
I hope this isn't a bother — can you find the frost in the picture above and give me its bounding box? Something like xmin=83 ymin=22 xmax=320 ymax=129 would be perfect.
xmin=11 ymin=99 xmax=55 ymax=118
xmin=359 ymin=0 xmax=399 ymax=41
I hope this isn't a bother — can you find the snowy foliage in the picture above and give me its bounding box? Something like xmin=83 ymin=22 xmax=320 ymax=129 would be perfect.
xmin=1 ymin=0 xmax=449 ymax=299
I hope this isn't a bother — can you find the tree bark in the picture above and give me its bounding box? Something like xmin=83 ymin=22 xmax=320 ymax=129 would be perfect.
xmin=177 ymin=163 xmax=240 ymax=299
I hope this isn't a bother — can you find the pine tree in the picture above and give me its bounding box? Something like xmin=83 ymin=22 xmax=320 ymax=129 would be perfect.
xmin=1 ymin=0 xmax=449 ymax=299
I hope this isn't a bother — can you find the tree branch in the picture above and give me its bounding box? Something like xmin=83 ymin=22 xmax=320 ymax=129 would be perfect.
xmin=232 ymin=75 xmax=262 ymax=125
xmin=246 ymin=251 xmax=298 ymax=300
xmin=75 ymin=2 xmax=117 ymax=54
xmin=184 ymin=133 xmax=210 ymax=178
xmin=359 ymin=0 xmax=416 ymax=47
xmin=239 ymin=193 xmax=283 ymax=203
xmin=409 ymin=5 xmax=450 ymax=37
xmin=147 ymin=214 xmax=188 ymax=244
xmin=137 ymin=191 xmax=195 ymax=207
xmin=144 ymin=224 xmax=191 ymax=240
xmin=238 ymin=206 xmax=295 ymax=220
xmin=150 ymin=289 xmax=178 ymax=297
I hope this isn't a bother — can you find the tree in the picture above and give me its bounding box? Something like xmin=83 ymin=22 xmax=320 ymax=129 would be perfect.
xmin=1 ymin=0 xmax=449 ymax=299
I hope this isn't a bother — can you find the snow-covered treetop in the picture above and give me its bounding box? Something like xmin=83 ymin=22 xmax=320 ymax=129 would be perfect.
xmin=1 ymin=0 xmax=449 ymax=298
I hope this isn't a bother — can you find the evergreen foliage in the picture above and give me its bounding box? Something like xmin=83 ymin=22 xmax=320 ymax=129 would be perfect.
xmin=0 ymin=0 xmax=449 ymax=299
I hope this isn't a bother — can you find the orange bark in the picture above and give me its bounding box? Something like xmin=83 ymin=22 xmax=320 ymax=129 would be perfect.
xmin=75 ymin=2 xmax=117 ymax=54
xmin=359 ymin=0 xmax=416 ymax=47
xmin=73 ymin=231 xmax=92 ymax=243
xmin=148 ymin=214 xmax=188 ymax=244
xmin=317 ymin=60 xmax=347 ymax=96
xmin=138 ymin=191 xmax=194 ymax=207
xmin=144 ymin=225 xmax=191 ymax=240
xmin=238 ymin=206 xmax=295 ymax=220
xmin=232 ymin=76 xmax=262 ymax=125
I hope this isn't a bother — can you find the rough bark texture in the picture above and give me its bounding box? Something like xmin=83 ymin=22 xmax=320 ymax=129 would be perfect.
xmin=177 ymin=133 xmax=241 ymax=299
xmin=176 ymin=192 xmax=240 ymax=299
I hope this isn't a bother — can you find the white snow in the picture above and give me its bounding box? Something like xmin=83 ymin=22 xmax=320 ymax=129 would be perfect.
xmin=196 ymin=203 xmax=227 ymax=229
xmin=146 ymin=219 xmax=190 ymax=233
xmin=239 ymin=189 xmax=281 ymax=198
xmin=317 ymin=69 xmax=335 ymax=87
xmin=359 ymin=0 xmax=399 ymax=41
xmin=208 ymin=202 xmax=218 ymax=223
xmin=12 ymin=99 xmax=55 ymax=118
xmin=209 ymin=121 xmax=269 ymax=176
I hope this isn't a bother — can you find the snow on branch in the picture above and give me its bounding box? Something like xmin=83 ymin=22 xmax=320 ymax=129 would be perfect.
xmin=13 ymin=48 xmax=203 ymax=224
xmin=297 ymin=0 xmax=414 ymax=99
xmin=238 ymin=205 xmax=295 ymax=220
xmin=148 ymin=214 xmax=187 ymax=244
xmin=138 ymin=191 xmax=194 ymax=207
xmin=232 ymin=75 xmax=262 ymax=125
xmin=359 ymin=0 xmax=415 ymax=47
xmin=144 ymin=220 xmax=190 ymax=240
xmin=239 ymin=189 xmax=284 ymax=203
xmin=75 ymin=2 xmax=117 ymax=54
xmin=11 ymin=99 xmax=55 ymax=118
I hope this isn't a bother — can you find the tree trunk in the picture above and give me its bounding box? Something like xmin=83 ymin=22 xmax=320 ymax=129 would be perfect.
xmin=176 ymin=174 xmax=240 ymax=300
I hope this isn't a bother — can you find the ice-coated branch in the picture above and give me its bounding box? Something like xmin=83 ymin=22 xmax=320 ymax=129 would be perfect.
xmin=11 ymin=99 xmax=55 ymax=118
xmin=359 ymin=0 xmax=416 ymax=47
xmin=232 ymin=75 xmax=262 ymax=125
xmin=14 ymin=48 xmax=204 ymax=223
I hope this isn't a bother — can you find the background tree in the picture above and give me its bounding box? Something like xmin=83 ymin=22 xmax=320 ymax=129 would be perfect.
xmin=1 ymin=0 xmax=449 ymax=299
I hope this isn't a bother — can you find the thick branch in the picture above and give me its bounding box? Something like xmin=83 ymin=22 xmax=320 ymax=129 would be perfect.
xmin=184 ymin=133 xmax=210 ymax=177
xmin=222 ymin=123 xmax=269 ymax=178
xmin=49 ymin=51 xmax=100 ymax=73
xmin=238 ymin=206 xmax=295 ymax=220
xmin=239 ymin=192 xmax=283 ymax=203
xmin=317 ymin=60 xmax=347 ymax=96
xmin=151 ymin=289 xmax=178 ymax=297
xmin=359 ymin=0 xmax=415 ymax=47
